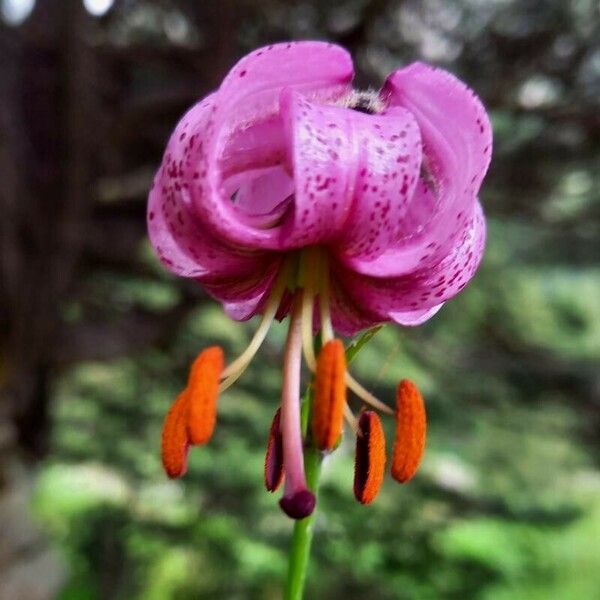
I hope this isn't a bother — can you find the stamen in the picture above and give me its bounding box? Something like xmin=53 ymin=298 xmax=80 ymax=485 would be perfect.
xmin=391 ymin=379 xmax=427 ymax=483
xmin=187 ymin=346 xmax=224 ymax=445
xmin=312 ymin=339 xmax=346 ymax=451
xmin=354 ymin=410 xmax=386 ymax=504
xmin=219 ymin=262 xmax=290 ymax=392
xmin=264 ymin=408 xmax=284 ymax=492
xmin=161 ymin=391 xmax=190 ymax=479
xmin=300 ymin=269 xmax=317 ymax=371
xmin=318 ymin=253 xmax=334 ymax=343
xmin=317 ymin=251 xmax=393 ymax=416
xmin=346 ymin=373 xmax=394 ymax=415
xmin=279 ymin=296 xmax=316 ymax=519
xmin=344 ymin=403 xmax=358 ymax=434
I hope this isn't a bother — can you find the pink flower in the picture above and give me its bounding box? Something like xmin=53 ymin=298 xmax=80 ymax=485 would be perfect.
xmin=149 ymin=42 xmax=492 ymax=519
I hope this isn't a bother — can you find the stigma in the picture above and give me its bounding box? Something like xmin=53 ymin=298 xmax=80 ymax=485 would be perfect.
xmin=160 ymin=248 xmax=427 ymax=519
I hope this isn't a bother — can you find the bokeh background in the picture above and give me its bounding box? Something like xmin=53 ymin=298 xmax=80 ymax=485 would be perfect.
xmin=1 ymin=1 xmax=599 ymax=599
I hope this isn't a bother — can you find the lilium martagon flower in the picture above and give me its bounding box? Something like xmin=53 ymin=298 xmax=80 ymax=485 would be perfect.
xmin=149 ymin=41 xmax=492 ymax=520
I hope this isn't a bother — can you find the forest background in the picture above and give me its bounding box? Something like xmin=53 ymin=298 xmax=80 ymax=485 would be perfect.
xmin=1 ymin=1 xmax=599 ymax=598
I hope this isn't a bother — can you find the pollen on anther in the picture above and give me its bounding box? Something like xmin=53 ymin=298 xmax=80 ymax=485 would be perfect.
xmin=354 ymin=411 xmax=386 ymax=504
xmin=264 ymin=408 xmax=284 ymax=492
xmin=312 ymin=339 xmax=347 ymax=451
xmin=161 ymin=391 xmax=190 ymax=479
xmin=391 ymin=379 xmax=427 ymax=483
xmin=187 ymin=346 xmax=224 ymax=445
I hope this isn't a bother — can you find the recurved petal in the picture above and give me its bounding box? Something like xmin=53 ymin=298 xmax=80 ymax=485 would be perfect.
xmin=277 ymin=89 xmax=357 ymax=246
xmin=225 ymin=166 xmax=294 ymax=230
xmin=279 ymin=90 xmax=423 ymax=249
xmin=217 ymin=41 xmax=354 ymax=128
xmin=188 ymin=42 xmax=354 ymax=250
xmin=201 ymin=259 xmax=283 ymax=321
xmin=334 ymin=201 xmax=486 ymax=318
xmin=385 ymin=62 xmax=493 ymax=190
xmin=329 ymin=276 xmax=385 ymax=337
xmin=335 ymin=106 xmax=422 ymax=261
xmin=147 ymin=95 xmax=274 ymax=280
xmin=389 ymin=305 xmax=443 ymax=326
xmin=340 ymin=62 xmax=491 ymax=277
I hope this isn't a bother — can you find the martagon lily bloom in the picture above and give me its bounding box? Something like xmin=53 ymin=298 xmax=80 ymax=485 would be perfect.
xmin=149 ymin=42 xmax=492 ymax=519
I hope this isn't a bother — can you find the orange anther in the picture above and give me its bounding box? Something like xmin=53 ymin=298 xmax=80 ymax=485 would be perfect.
xmin=264 ymin=408 xmax=284 ymax=492
xmin=187 ymin=346 xmax=224 ymax=445
xmin=391 ymin=379 xmax=427 ymax=483
xmin=161 ymin=391 xmax=190 ymax=479
xmin=312 ymin=339 xmax=347 ymax=450
xmin=354 ymin=410 xmax=386 ymax=504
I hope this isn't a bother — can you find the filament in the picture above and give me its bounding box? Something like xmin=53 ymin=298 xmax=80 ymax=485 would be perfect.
xmin=219 ymin=262 xmax=289 ymax=392
xmin=317 ymin=253 xmax=392 ymax=415
xmin=318 ymin=253 xmax=334 ymax=343
xmin=344 ymin=403 xmax=358 ymax=434
xmin=346 ymin=373 xmax=394 ymax=415
xmin=301 ymin=290 xmax=316 ymax=371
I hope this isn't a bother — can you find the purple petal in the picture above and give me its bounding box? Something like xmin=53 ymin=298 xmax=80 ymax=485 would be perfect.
xmin=247 ymin=89 xmax=420 ymax=249
xmin=329 ymin=277 xmax=385 ymax=336
xmin=333 ymin=106 xmax=422 ymax=260
xmin=277 ymin=88 xmax=357 ymax=246
xmin=147 ymin=95 xmax=275 ymax=280
xmin=217 ymin=115 xmax=288 ymax=181
xmin=334 ymin=201 xmax=486 ymax=318
xmin=201 ymin=260 xmax=282 ymax=321
xmin=218 ymin=42 xmax=354 ymax=127
xmin=188 ymin=42 xmax=354 ymax=250
xmin=339 ymin=62 xmax=492 ymax=277
xmin=224 ymin=165 xmax=294 ymax=229
xmin=389 ymin=305 xmax=443 ymax=326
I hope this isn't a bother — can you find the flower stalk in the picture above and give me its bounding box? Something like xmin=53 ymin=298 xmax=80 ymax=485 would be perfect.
xmin=284 ymin=395 xmax=323 ymax=600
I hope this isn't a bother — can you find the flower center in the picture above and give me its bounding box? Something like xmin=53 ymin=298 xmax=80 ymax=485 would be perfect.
xmin=337 ymin=89 xmax=386 ymax=115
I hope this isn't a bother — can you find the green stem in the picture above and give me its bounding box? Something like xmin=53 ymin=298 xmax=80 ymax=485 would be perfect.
xmin=284 ymin=445 xmax=322 ymax=600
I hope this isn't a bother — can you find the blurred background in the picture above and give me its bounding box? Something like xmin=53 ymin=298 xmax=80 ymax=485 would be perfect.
xmin=1 ymin=1 xmax=599 ymax=599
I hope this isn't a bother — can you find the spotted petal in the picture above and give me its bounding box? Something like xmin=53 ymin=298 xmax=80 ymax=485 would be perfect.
xmin=279 ymin=88 xmax=423 ymax=250
xmin=339 ymin=62 xmax=492 ymax=278
xmin=147 ymin=95 xmax=276 ymax=280
xmin=188 ymin=42 xmax=354 ymax=250
xmin=333 ymin=201 xmax=486 ymax=319
xmin=200 ymin=260 xmax=282 ymax=321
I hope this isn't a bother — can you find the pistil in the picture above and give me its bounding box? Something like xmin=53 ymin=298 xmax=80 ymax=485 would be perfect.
xmin=279 ymin=295 xmax=316 ymax=519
